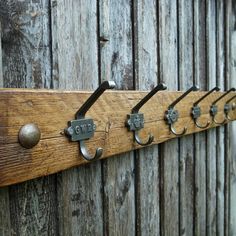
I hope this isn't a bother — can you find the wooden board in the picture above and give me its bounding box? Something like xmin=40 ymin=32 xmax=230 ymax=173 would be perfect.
xmin=206 ymin=1 xmax=217 ymax=235
xmin=158 ymin=1 xmax=179 ymax=235
xmin=193 ymin=0 xmax=207 ymax=234
xmin=0 ymin=89 xmax=235 ymax=187
xmin=0 ymin=1 xmax=58 ymax=236
xmin=133 ymin=0 xmax=160 ymax=235
xmin=51 ymin=1 xmax=104 ymax=235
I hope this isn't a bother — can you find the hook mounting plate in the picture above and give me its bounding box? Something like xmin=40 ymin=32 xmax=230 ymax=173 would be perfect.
xmin=191 ymin=106 xmax=201 ymax=119
xmin=210 ymin=105 xmax=218 ymax=116
xmin=126 ymin=113 xmax=144 ymax=131
xmin=165 ymin=108 xmax=179 ymax=124
xmin=65 ymin=118 xmax=96 ymax=142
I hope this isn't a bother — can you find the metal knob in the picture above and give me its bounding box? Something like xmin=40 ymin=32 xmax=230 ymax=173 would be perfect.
xmin=18 ymin=123 xmax=41 ymax=149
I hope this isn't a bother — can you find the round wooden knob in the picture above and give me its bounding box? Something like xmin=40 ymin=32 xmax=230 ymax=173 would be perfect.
xmin=18 ymin=123 xmax=41 ymax=149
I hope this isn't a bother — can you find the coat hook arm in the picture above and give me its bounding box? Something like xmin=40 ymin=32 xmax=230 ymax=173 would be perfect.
xmin=127 ymin=83 xmax=167 ymax=146
xmin=65 ymin=81 xmax=116 ymax=161
xmin=165 ymin=85 xmax=199 ymax=136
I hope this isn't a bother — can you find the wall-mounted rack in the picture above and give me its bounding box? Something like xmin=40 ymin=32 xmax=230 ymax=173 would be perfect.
xmin=0 ymin=81 xmax=235 ymax=187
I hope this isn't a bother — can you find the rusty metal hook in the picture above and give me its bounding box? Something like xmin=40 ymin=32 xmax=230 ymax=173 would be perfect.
xmin=191 ymin=87 xmax=220 ymax=129
xmin=65 ymin=81 xmax=116 ymax=161
xmin=165 ymin=85 xmax=199 ymax=136
xmin=224 ymin=94 xmax=236 ymax=121
xmin=210 ymin=87 xmax=236 ymax=125
xmin=126 ymin=83 xmax=167 ymax=146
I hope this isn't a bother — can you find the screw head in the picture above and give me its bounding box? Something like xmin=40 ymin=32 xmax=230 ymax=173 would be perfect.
xmin=18 ymin=123 xmax=41 ymax=149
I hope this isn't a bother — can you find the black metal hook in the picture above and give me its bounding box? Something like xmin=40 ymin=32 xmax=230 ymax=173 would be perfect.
xmin=126 ymin=83 xmax=167 ymax=146
xmin=210 ymin=87 xmax=236 ymax=125
xmin=65 ymin=81 xmax=116 ymax=161
xmin=191 ymin=87 xmax=220 ymax=129
xmin=224 ymin=94 xmax=236 ymax=121
xmin=165 ymin=85 xmax=199 ymax=136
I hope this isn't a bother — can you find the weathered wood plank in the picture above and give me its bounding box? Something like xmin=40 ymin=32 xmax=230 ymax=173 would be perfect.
xmin=230 ymin=2 xmax=236 ymax=235
xmin=216 ymin=1 xmax=225 ymax=235
xmin=0 ymin=17 xmax=11 ymax=236
xmin=193 ymin=0 xmax=207 ymax=234
xmin=99 ymin=1 xmax=135 ymax=234
xmin=225 ymin=1 xmax=233 ymax=235
xmin=206 ymin=0 xmax=217 ymax=235
xmin=158 ymin=1 xmax=179 ymax=235
xmin=178 ymin=0 xmax=194 ymax=235
xmin=51 ymin=0 xmax=104 ymax=235
xmin=133 ymin=0 xmax=160 ymax=235
xmin=0 ymin=1 xmax=58 ymax=235
xmin=0 ymin=0 xmax=51 ymax=89
xmin=0 ymin=21 xmax=3 ymax=88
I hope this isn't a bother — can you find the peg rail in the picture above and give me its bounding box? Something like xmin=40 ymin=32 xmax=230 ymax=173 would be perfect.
xmin=0 ymin=89 xmax=235 ymax=186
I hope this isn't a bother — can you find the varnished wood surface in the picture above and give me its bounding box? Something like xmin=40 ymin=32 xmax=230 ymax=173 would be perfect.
xmin=0 ymin=89 xmax=235 ymax=187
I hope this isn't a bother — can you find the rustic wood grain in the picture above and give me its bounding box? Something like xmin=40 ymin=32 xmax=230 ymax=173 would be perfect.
xmin=178 ymin=1 xmax=194 ymax=235
xmin=230 ymin=2 xmax=236 ymax=235
xmin=133 ymin=0 xmax=160 ymax=235
xmin=225 ymin=1 xmax=233 ymax=235
xmin=0 ymin=21 xmax=2 ymax=88
xmin=206 ymin=0 xmax=217 ymax=235
xmin=99 ymin=1 xmax=135 ymax=234
xmin=1 ymin=90 xmax=234 ymax=186
xmin=0 ymin=18 xmax=11 ymax=236
xmin=0 ymin=1 xmax=235 ymax=235
xmin=158 ymin=1 xmax=179 ymax=235
xmin=0 ymin=1 xmax=58 ymax=236
xmin=193 ymin=0 xmax=207 ymax=234
xmin=51 ymin=0 xmax=104 ymax=235
xmin=216 ymin=1 xmax=225 ymax=235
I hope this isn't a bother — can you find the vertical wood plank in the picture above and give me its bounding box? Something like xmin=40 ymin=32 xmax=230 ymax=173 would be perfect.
xmin=158 ymin=1 xmax=179 ymax=235
xmin=206 ymin=0 xmax=217 ymax=235
xmin=225 ymin=1 xmax=233 ymax=235
xmin=133 ymin=0 xmax=160 ymax=235
xmin=0 ymin=21 xmax=3 ymax=88
xmin=99 ymin=0 xmax=135 ymax=235
xmin=0 ymin=18 xmax=11 ymax=236
xmin=230 ymin=2 xmax=236 ymax=235
xmin=216 ymin=1 xmax=225 ymax=235
xmin=178 ymin=0 xmax=194 ymax=235
xmin=193 ymin=0 xmax=207 ymax=235
xmin=51 ymin=0 xmax=103 ymax=235
xmin=0 ymin=0 xmax=51 ymax=89
xmin=0 ymin=1 xmax=58 ymax=235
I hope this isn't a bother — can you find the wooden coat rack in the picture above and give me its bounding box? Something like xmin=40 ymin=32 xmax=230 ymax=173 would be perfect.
xmin=0 ymin=81 xmax=236 ymax=187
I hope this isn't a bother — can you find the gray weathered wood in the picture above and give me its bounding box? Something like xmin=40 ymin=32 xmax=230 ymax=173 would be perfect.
xmin=226 ymin=1 xmax=233 ymax=235
xmin=216 ymin=1 xmax=225 ymax=235
xmin=99 ymin=1 xmax=135 ymax=235
xmin=0 ymin=1 xmax=235 ymax=235
xmin=0 ymin=17 xmax=11 ymax=236
xmin=206 ymin=0 xmax=217 ymax=235
xmin=230 ymin=2 xmax=236 ymax=235
xmin=193 ymin=0 xmax=207 ymax=235
xmin=133 ymin=0 xmax=160 ymax=235
xmin=0 ymin=1 xmax=58 ymax=235
xmin=0 ymin=21 xmax=2 ymax=88
xmin=178 ymin=0 xmax=194 ymax=235
xmin=159 ymin=1 xmax=179 ymax=235
xmin=51 ymin=0 xmax=103 ymax=235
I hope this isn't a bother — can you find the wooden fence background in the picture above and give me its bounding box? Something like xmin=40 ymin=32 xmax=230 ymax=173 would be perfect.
xmin=0 ymin=0 xmax=236 ymax=235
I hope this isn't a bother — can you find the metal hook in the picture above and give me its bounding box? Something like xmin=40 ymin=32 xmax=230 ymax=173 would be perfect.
xmin=170 ymin=123 xmax=187 ymax=136
xmin=210 ymin=87 xmax=236 ymax=125
xmin=126 ymin=83 xmax=167 ymax=146
xmin=165 ymin=85 xmax=199 ymax=136
xmin=224 ymin=94 xmax=236 ymax=121
xmin=191 ymin=87 xmax=220 ymax=129
xmin=65 ymin=81 xmax=116 ymax=161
